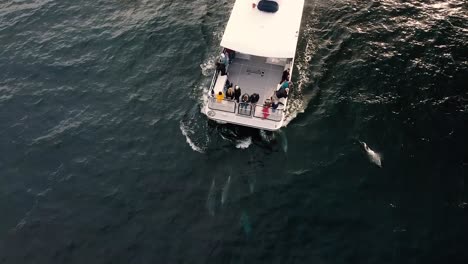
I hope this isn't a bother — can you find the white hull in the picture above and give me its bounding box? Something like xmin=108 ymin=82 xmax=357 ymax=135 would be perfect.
xmin=203 ymin=0 xmax=304 ymax=131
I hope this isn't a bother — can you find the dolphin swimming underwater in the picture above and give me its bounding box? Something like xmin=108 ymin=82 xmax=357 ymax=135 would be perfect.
xmin=240 ymin=211 xmax=252 ymax=237
xmin=206 ymin=178 xmax=216 ymax=215
xmin=221 ymin=175 xmax=231 ymax=205
xmin=279 ymin=130 xmax=288 ymax=153
xmin=360 ymin=141 xmax=382 ymax=167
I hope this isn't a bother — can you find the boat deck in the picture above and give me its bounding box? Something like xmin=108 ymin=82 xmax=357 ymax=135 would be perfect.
xmin=227 ymin=56 xmax=284 ymax=104
xmin=206 ymin=55 xmax=290 ymax=131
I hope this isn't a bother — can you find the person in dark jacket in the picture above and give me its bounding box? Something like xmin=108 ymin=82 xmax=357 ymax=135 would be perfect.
xmin=276 ymin=88 xmax=289 ymax=99
xmin=216 ymin=62 xmax=226 ymax=76
xmin=249 ymin=93 xmax=259 ymax=104
xmin=240 ymin=93 xmax=250 ymax=111
xmin=280 ymin=68 xmax=290 ymax=84
xmin=234 ymin=85 xmax=241 ymax=102
xmin=225 ymin=48 xmax=235 ymax=62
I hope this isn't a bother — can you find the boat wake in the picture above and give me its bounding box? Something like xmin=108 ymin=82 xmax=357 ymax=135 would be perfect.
xmin=179 ymin=118 xmax=209 ymax=153
xmin=236 ymin=137 xmax=252 ymax=149
xmin=200 ymin=55 xmax=217 ymax=77
xmin=179 ymin=41 xmax=221 ymax=153
xmin=283 ymin=2 xmax=320 ymax=126
xmin=259 ymin=129 xmax=275 ymax=142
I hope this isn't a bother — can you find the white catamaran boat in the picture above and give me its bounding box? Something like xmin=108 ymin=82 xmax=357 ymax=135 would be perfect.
xmin=203 ymin=0 xmax=305 ymax=131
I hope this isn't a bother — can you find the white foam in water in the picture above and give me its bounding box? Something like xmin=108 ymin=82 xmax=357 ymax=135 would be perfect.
xmin=184 ymin=31 xmax=227 ymax=153
xmin=220 ymin=133 xmax=233 ymax=142
xmin=236 ymin=137 xmax=252 ymax=149
xmin=198 ymin=59 xmax=215 ymax=109
xmin=200 ymin=56 xmax=216 ymax=77
xmin=180 ymin=121 xmax=204 ymax=153
xmin=199 ymin=34 xmax=224 ymax=110
xmin=259 ymin=130 xmax=275 ymax=143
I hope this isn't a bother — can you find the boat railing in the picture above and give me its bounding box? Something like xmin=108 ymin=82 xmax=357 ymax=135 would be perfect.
xmin=253 ymin=105 xmax=283 ymax=121
xmin=209 ymin=72 xmax=219 ymax=95
xmin=237 ymin=103 xmax=253 ymax=116
xmin=208 ymin=97 xmax=236 ymax=113
xmin=207 ymin=97 xmax=284 ymax=122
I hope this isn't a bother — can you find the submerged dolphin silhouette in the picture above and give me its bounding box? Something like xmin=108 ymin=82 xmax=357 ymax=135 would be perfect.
xmin=278 ymin=130 xmax=288 ymax=153
xmin=206 ymin=178 xmax=216 ymax=216
xmin=240 ymin=211 xmax=252 ymax=237
xmin=221 ymin=175 xmax=231 ymax=205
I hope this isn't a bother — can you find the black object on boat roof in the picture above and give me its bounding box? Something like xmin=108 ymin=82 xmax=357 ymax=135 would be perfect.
xmin=257 ymin=0 xmax=279 ymax=13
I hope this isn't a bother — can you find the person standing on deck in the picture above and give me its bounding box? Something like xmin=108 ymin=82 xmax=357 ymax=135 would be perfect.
xmin=279 ymin=80 xmax=291 ymax=90
xmin=216 ymin=91 xmax=225 ymax=102
xmin=226 ymin=87 xmax=235 ymax=100
xmin=225 ymin=48 xmax=235 ymax=62
xmin=218 ymin=53 xmax=226 ymax=64
xmin=216 ymin=61 xmax=226 ymax=76
xmin=276 ymin=88 xmax=289 ymax=99
xmin=262 ymin=99 xmax=272 ymax=119
xmin=240 ymin=94 xmax=250 ymax=110
xmin=280 ymin=68 xmax=290 ymax=84
xmin=216 ymin=53 xmax=228 ymax=76
xmin=234 ymin=85 xmax=241 ymax=102
xmin=219 ymin=53 xmax=229 ymax=68
xmin=223 ymin=52 xmax=229 ymax=67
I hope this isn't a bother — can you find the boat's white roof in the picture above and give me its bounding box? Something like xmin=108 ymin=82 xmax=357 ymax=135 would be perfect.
xmin=220 ymin=0 xmax=305 ymax=58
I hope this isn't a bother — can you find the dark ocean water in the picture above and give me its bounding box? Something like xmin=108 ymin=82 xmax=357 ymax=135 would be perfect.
xmin=1 ymin=0 xmax=467 ymax=263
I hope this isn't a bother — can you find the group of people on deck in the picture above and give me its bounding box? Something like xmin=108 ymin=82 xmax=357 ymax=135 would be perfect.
xmin=216 ymin=84 xmax=242 ymax=103
xmin=214 ymin=58 xmax=292 ymax=120
xmin=258 ymin=68 xmax=291 ymax=119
